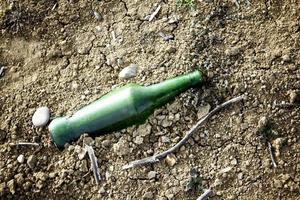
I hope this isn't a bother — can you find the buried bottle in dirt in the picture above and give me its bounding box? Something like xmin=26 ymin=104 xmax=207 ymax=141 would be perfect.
xmin=49 ymin=70 xmax=202 ymax=148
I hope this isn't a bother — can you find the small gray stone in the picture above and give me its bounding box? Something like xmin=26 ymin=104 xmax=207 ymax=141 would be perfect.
xmin=15 ymin=173 xmax=24 ymax=185
xmin=289 ymin=90 xmax=300 ymax=104
xmin=7 ymin=179 xmax=15 ymax=194
xmin=225 ymin=46 xmax=240 ymax=56
xmin=102 ymin=139 xmax=111 ymax=148
xmin=27 ymin=155 xmax=37 ymax=169
xmin=143 ymin=191 xmax=154 ymax=199
xmin=113 ymin=139 xmax=130 ymax=156
xmin=79 ymin=160 xmax=88 ymax=172
xmin=74 ymin=145 xmax=87 ymax=160
xmin=282 ymin=54 xmax=291 ymax=62
xmin=231 ymin=158 xmax=238 ymax=166
xmin=32 ymin=107 xmax=50 ymax=127
xmin=23 ymin=182 xmax=32 ymax=191
xmin=148 ymin=171 xmax=157 ymax=180
xmin=237 ymin=172 xmax=243 ymax=180
xmin=134 ymin=136 xmax=144 ymax=145
xmin=257 ymin=116 xmax=268 ymax=130
xmin=83 ymin=137 xmax=94 ymax=146
xmin=161 ymin=136 xmax=170 ymax=143
xmin=119 ymin=64 xmax=138 ymax=79
xmin=17 ymin=155 xmax=25 ymax=163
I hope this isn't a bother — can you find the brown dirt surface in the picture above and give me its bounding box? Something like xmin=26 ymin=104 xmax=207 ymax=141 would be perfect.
xmin=0 ymin=0 xmax=300 ymax=199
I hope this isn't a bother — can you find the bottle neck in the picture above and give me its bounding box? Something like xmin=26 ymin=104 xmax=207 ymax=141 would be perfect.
xmin=145 ymin=70 xmax=202 ymax=106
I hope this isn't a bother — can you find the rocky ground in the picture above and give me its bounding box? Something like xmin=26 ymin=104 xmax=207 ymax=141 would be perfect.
xmin=0 ymin=0 xmax=299 ymax=199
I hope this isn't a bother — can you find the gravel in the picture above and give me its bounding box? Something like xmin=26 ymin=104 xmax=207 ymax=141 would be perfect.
xmin=27 ymin=155 xmax=37 ymax=169
xmin=118 ymin=64 xmax=138 ymax=79
xmin=32 ymin=107 xmax=50 ymax=127
xmin=148 ymin=171 xmax=157 ymax=180
xmin=17 ymin=155 xmax=25 ymax=163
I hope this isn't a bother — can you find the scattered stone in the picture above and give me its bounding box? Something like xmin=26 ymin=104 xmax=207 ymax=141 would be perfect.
xmin=168 ymin=14 xmax=180 ymax=24
xmin=119 ymin=64 xmax=138 ymax=79
xmin=34 ymin=172 xmax=47 ymax=182
xmin=219 ymin=166 xmax=232 ymax=174
xmin=289 ymin=90 xmax=300 ymax=104
xmin=99 ymin=186 xmax=106 ymax=194
xmin=148 ymin=171 xmax=157 ymax=180
xmin=79 ymin=160 xmax=89 ymax=172
xmin=257 ymin=116 xmax=268 ymax=131
xmin=274 ymin=179 xmax=284 ymax=188
xmin=161 ymin=118 xmax=172 ymax=127
xmin=231 ymin=158 xmax=238 ymax=166
xmin=143 ymin=191 xmax=154 ymax=199
xmin=158 ymin=32 xmax=174 ymax=41
xmin=101 ymin=139 xmax=111 ymax=148
xmin=197 ymin=104 xmax=210 ymax=119
xmin=74 ymin=145 xmax=87 ymax=160
xmin=23 ymin=181 xmax=32 ymax=191
xmin=165 ymin=154 xmax=176 ymax=166
xmin=83 ymin=137 xmax=94 ymax=146
xmin=7 ymin=179 xmax=15 ymax=194
xmin=93 ymin=11 xmax=102 ymax=20
xmin=49 ymin=172 xmax=57 ymax=178
xmin=17 ymin=155 xmax=25 ymax=163
xmin=27 ymin=155 xmax=37 ymax=169
xmin=137 ymin=124 xmax=152 ymax=136
xmin=282 ymin=54 xmax=291 ymax=62
xmin=32 ymin=107 xmax=50 ymax=127
xmin=113 ymin=139 xmax=130 ymax=156
xmin=272 ymin=138 xmax=285 ymax=157
xmin=237 ymin=172 xmax=243 ymax=180
xmin=15 ymin=173 xmax=24 ymax=185
xmin=134 ymin=136 xmax=144 ymax=145
xmin=225 ymin=46 xmax=240 ymax=56
xmin=161 ymin=136 xmax=170 ymax=143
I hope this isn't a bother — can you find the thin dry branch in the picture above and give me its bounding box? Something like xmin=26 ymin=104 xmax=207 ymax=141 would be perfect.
xmin=12 ymin=142 xmax=40 ymax=146
xmin=197 ymin=189 xmax=213 ymax=200
xmin=86 ymin=145 xmax=101 ymax=184
xmin=267 ymin=141 xmax=277 ymax=168
xmin=123 ymin=95 xmax=244 ymax=170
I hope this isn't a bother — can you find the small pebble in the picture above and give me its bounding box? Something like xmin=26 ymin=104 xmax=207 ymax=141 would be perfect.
xmin=32 ymin=107 xmax=50 ymax=127
xmin=143 ymin=191 xmax=154 ymax=199
xmin=148 ymin=171 xmax=157 ymax=180
xmin=289 ymin=90 xmax=300 ymax=104
xmin=161 ymin=136 xmax=170 ymax=143
xmin=17 ymin=155 xmax=25 ymax=163
xmin=119 ymin=64 xmax=138 ymax=79
xmin=27 ymin=155 xmax=37 ymax=169
xmin=165 ymin=154 xmax=176 ymax=166
xmin=93 ymin=11 xmax=102 ymax=20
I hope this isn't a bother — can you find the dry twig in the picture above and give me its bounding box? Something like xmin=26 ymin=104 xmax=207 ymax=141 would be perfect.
xmin=267 ymin=141 xmax=277 ymax=168
xmin=13 ymin=142 xmax=40 ymax=146
xmin=86 ymin=145 xmax=101 ymax=184
xmin=149 ymin=5 xmax=161 ymax=21
xmin=197 ymin=189 xmax=213 ymax=200
xmin=123 ymin=95 xmax=244 ymax=170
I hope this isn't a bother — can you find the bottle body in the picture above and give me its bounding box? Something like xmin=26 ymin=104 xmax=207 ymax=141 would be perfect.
xmin=49 ymin=70 xmax=202 ymax=148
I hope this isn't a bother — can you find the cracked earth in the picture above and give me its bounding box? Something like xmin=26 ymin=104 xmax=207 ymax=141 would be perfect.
xmin=0 ymin=0 xmax=300 ymax=199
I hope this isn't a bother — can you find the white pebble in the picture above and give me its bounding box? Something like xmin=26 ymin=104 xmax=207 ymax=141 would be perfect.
xmin=32 ymin=107 xmax=50 ymax=127
xmin=119 ymin=64 xmax=138 ymax=79
xmin=17 ymin=155 xmax=25 ymax=163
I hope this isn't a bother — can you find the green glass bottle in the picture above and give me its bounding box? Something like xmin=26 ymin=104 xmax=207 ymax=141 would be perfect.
xmin=49 ymin=70 xmax=202 ymax=148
